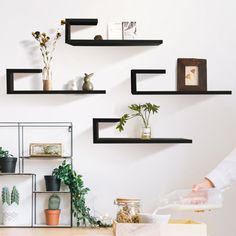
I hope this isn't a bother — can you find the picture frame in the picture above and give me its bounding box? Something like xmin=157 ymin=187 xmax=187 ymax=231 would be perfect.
xmin=122 ymin=22 xmax=137 ymax=39
xmin=108 ymin=22 xmax=123 ymax=39
xmin=29 ymin=143 xmax=62 ymax=157
xmin=177 ymin=58 xmax=207 ymax=91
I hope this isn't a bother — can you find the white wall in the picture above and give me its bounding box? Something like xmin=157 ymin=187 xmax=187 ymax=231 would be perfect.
xmin=0 ymin=0 xmax=236 ymax=234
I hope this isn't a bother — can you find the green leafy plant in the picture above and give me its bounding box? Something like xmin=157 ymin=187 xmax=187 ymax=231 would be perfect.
xmin=0 ymin=147 xmax=13 ymax=158
xmin=116 ymin=103 xmax=160 ymax=132
xmin=52 ymin=161 xmax=110 ymax=227
xmin=2 ymin=186 xmax=19 ymax=206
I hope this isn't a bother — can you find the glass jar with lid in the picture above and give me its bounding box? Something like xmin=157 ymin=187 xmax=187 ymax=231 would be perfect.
xmin=114 ymin=198 xmax=141 ymax=223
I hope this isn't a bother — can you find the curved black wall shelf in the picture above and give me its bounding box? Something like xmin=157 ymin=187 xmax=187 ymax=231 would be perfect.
xmin=6 ymin=69 xmax=106 ymax=94
xmin=93 ymin=118 xmax=192 ymax=144
xmin=65 ymin=18 xmax=163 ymax=46
xmin=131 ymin=69 xmax=232 ymax=95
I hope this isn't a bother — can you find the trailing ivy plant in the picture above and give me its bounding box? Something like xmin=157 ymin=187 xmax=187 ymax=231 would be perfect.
xmin=52 ymin=161 xmax=110 ymax=227
xmin=116 ymin=103 xmax=160 ymax=132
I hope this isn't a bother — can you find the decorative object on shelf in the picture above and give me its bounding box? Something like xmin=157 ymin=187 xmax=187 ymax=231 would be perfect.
xmin=94 ymin=35 xmax=103 ymax=40
xmin=114 ymin=198 xmax=140 ymax=223
xmin=32 ymin=20 xmax=65 ymax=91
xmin=122 ymin=22 xmax=137 ymax=39
xmin=0 ymin=147 xmax=17 ymax=173
xmin=29 ymin=143 xmax=62 ymax=157
xmin=53 ymin=161 xmax=111 ymax=227
xmin=177 ymin=58 xmax=207 ymax=91
xmin=44 ymin=175 xmax=61 ymax=191
xmin=82 ymin=73 xmax=94 ymax=91
xmin=108 ymin=22 xmax=122 ymax=39
xmin=1 ymin=186 xmax=20 ymax=226
xmin=45 ymin=194 xmax=61 ymax=226
xmin=116 ymin=103 xmax=160 ymax=140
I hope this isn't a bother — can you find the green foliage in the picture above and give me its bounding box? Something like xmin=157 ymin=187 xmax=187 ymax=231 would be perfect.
xmin=11 ymin=186 xmax=19 ymax=205
xmin=52 ymin=161 xmax=111 ymax=227
xmin=116 ymin=103 xmax=160 ymax=132
xmin=0 ymin=147 xmax=13 ymax=158
xmin=2 ymin=187 xmax=10 ymax=205
xmin=48 ymin=194 xmax=60 ymax=210
xmin=1 ymin=186 xmax=19 ymax=206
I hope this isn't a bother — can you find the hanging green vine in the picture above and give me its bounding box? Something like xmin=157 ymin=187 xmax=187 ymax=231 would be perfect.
xmin=52 ymin=161 xmax=111 ymax=227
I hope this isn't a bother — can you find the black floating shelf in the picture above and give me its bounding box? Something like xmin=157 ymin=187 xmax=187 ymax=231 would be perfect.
xmin=133 ymin=91 xmax=232 ymax=95
xmin=93 ymin=118 xmax=192 ymax=144
xmin=65 ymin=18 xmax=163 ymax=46
xmin=96 ymin=138 xmax=192 ymax=144
xmin=6 ymin=69 xmax=106 ymax=94
xmin=131 ymin=69 xmax=232 ymax=95
xmin=7 ymin=90 xmax=106 ymax=94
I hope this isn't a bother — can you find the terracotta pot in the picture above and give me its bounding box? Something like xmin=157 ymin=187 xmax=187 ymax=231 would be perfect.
xmin=43 ymin=80 xmax=52 ymax=91
xmin=45 ymin=209 xmax=61 ymax=225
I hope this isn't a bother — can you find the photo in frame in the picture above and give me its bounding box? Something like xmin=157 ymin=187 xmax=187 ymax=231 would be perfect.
xmin=177 ymin=58 xmax=207 ymax=91
xmin=122 ymin=22 xmax=137 ymax=39
xmin=29 ymin=143 xmax=62 ymax=157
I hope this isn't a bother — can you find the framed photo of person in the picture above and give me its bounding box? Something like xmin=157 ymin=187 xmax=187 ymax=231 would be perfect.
xmin=177 ymin=58 xmax=207 ymax=91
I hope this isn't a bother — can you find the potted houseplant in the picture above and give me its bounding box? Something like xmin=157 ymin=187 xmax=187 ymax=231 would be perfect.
xmin=44 ymin=175 xmax=61 ymax=191
xmin=1 ymin=186 xmax=20 ymax=226
xmin=0 ymin=147 xmax=17 ymax=173
xmin=45 ymin=194 xmax=61 ymax=225
xmin=116 ymin=103 xmax=160 ymax=139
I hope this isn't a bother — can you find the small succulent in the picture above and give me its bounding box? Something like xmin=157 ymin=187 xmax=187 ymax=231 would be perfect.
xmin=2 ymin=187 xmax=10 ymax=205
xmin=48 ymin=194 xmax=60 ymax=210
xmin=2 ymin=186 xmax=20 ymax=206
xmin=0 ymin=147 xmax=13 ymax=158
xmin=11 ymin=186 xmax=19 ymax=205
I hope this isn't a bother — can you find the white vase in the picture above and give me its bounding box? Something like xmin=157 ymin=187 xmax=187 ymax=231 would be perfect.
xmin=141 ymin=127 xmax=151 ymax=140
xmin=2 ymin=203 xmax=19 ymax=226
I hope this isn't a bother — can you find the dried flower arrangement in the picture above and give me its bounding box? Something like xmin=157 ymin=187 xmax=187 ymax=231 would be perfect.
xmin=32 ymin=20 xmax=65 ymax=90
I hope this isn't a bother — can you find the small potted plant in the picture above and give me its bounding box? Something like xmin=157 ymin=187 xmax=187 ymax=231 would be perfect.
xmin=116 ymin=103 xmax=160 ymax=139
xmin=0 ymin=147 xmax=17 ymax=173
xmin=44 ymin=174 xmax=61 ymax=191
xmin=1 ymin=186 xmax=20 ymax=225
xmin=45 ymin=194 xmax=61 ymax=225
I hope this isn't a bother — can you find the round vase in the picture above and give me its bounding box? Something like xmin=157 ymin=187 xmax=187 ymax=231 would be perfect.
xmin=42 ymin=67 xmax=52 ymax=91
xmin=141 ymin=127 xmax=151 ymax=140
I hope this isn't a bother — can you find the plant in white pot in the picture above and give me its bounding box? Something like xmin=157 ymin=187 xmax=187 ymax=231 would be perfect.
xmin=116 ymin=103 xmax=160 ymax=139
xmin=1 ymin=186 xmax=20 ymax=226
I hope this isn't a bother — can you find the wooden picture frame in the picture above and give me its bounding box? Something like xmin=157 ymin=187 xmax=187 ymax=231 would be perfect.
xmin=29 ymin=143 xmax=62 ymax=157
xmin=177 ymin=58 xmax=207 ymax=91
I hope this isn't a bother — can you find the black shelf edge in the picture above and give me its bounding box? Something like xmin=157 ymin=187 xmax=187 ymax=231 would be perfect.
xmin=65 ymin=18 xmax=98 ymax=25
xmin=67 ymin=39 xmax=163 ymax=46
xmin=33 ymin=191 xmax=70 ymax=194
xmin=0 ymin=226 xmax=32 ymax=228
xmin=93 ymin=118 xmax=192 ymax=144
xmin=94 ymin=138 xmax=192 ymax=144
xmin=7 ymin=90 xmax=106 ymax=94
xmin=132 ymin=90 xmax=232 ymax=95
